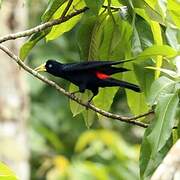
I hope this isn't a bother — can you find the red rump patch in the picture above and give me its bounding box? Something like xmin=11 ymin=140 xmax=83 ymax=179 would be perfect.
xmin=96 ymin=71 xmax=109 ymax=79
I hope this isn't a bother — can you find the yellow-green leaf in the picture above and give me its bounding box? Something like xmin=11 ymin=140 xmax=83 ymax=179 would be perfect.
xmin=69 ymin=83 xmax=86 ymax=117
xmin=137 ymin=45 xmax=177 ymax=59
xmin=150 ymin=21 xmax=163 ymax=78
xmin=46 ymin=0 xmax=85 ymax=41
xmin=0 ymin=162 xmax=18 ymax=180
xmin=140 ymin=93 xmax=179 ymax=179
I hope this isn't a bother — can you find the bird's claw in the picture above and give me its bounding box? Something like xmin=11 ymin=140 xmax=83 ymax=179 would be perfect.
xmin=70 ymin=90 xmax=80 ymax=98
xmin=70 ymin=92 xmax=75 ymax=96
xmin=85 ymin=101 xmax=91 ymax=110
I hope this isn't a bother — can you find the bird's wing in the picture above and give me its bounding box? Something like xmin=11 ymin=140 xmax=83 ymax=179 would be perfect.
xmin=62 ymin=60 xmax=130 ymax=72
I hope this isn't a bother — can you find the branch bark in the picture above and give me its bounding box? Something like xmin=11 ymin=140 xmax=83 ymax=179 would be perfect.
xmin=0 ymin=44 xmax=153 ymax=128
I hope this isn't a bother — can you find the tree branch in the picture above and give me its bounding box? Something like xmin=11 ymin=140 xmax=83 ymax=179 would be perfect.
xmin=0 ymin=7 xmax=89 ymax=43
xmin=0 ymin=5 xmax=121 ymax=44
xmin=0 ymin=44 xmax=153 ymax=128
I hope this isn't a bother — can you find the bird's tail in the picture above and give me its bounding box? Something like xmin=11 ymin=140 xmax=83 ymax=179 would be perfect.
xmin=101 ymin=67 xmax=129 ymax=75
xmin=110 ymin=58 xmax=135 ymax=65
xmin=102 ymin=78 xmax=141 ymax=92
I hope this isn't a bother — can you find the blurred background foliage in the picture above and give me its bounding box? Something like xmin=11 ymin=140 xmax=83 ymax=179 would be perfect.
xmin=0 ymin=0 xmax=178 ymax=179
xmin=0 ymin=0 xmax=180 ymax=180
xmin=27 ymin=0 xmax=144 ymax=179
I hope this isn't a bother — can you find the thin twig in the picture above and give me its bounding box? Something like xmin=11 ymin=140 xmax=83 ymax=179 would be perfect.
xmin=0 ymin=44 xmax=153 ymax=128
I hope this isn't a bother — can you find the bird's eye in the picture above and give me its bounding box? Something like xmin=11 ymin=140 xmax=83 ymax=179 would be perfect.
xmin=48 ymin=64 xmax=52 ymax=68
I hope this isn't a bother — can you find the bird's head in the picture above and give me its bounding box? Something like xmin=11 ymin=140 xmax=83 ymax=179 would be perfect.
xmin=35 ymin=60 xmax=63 ymax=76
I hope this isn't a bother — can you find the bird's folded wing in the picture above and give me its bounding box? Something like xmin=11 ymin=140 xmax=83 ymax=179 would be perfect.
xmin=62 ymin=60 xmax=130 ymax=72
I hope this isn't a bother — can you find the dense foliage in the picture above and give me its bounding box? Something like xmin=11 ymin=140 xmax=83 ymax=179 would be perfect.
xmin=0 ymin=0 xmax=179 ymax=180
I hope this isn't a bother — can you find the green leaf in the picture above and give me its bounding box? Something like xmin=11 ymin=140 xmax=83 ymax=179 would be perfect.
xmin=131 ymin=26 xmax=142 ymax=56
xmin=132 ymin=15 xmax=154 ymax=54
xmin=41 ymin=0 xmax=67 ymax=22
xmin=19 ymin=31 xmax=48 ymax=60
xmin=99 ymin=13 xmax=133 ymax=60
xmin=69 ymin=83 xmax=86 ymax=117
xmin=88 ymin=13 xmax=107 ymax=60
xmin=144 ymin=0 xmax=156 ymax=9
xmin=147 ymin=76 xmax=176 ymax=106
xmin=133 ymin=61 xmax=154 ymax=98
xmin=93 ymin=87 xmax=117 ymax=111
xmin=134 ymin=7 xmax=162 ymax=25
xmin=84 ymin=0 xmax=105 ymax=15
xmin=165 ymin=27 xmax=180 ymax=51
xmin=46 ymin=0 xmax=85 ymax=41
xmin=76 ymin=12 xmax=97 ymax=60
xmin=140 ymin=132 xmax=173 ymax=180
xmin=124 ymin=63 xmax=149 ymax=116
xmin=167 ymin=0 xmax=180 ymax=28
xmin=46 ymin=14 xmax=81 ymax=41
xmin=137 ymin=45 xmax=177 ymax=59
xmin=0 ymin=162 xmax=18 ymax=180
xmin=135 ymin=8 xmax=151 ymax=23
xmin=151 ymin=21 xmax=162 ymax=46
xmin=146 ymin=66 xmax=179 ymax=79
xmin=140 ymin=93 xmax=179 ymax=179
xmin=126 ymin=87 xmax=149 ymax=116
xmin=150 ymin=21 xmax=163 ymax=78
xmin=69 ymin=84 xmax=96 ymax=128
xmin=82 ymin=110 xmax=96 ymax=128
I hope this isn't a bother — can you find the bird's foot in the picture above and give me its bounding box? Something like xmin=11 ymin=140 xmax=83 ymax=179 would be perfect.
xmin=85 ymin=98 xmax=93 ymax=110
xmin=70 ymin=93 xmax=76 ymax=98
xmin=70 ymin=90 xmax=79 ymax=97
xmin=85 ymin=101 xmax=91 ymax=110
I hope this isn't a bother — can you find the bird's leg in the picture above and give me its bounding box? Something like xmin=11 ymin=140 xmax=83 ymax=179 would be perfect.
xmin=85 ymin=89 xmax=98 ymax=109
xmin=87 ymin=88 xmax=99 ymax=104
xmin=87 ymin=96 xmax=95 ymax=105
xmin=70 ymin=90 xmax=80 ymax=95
xmin=71 ymin=84 xmax=86 ymax=96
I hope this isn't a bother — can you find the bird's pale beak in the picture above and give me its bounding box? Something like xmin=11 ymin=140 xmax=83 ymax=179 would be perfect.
xmin=34 ymin=63 xmax=46 ymax=72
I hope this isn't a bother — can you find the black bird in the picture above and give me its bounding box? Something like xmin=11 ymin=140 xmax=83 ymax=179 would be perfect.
xmin=35 ymin=59 xmax=141 ymax=102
